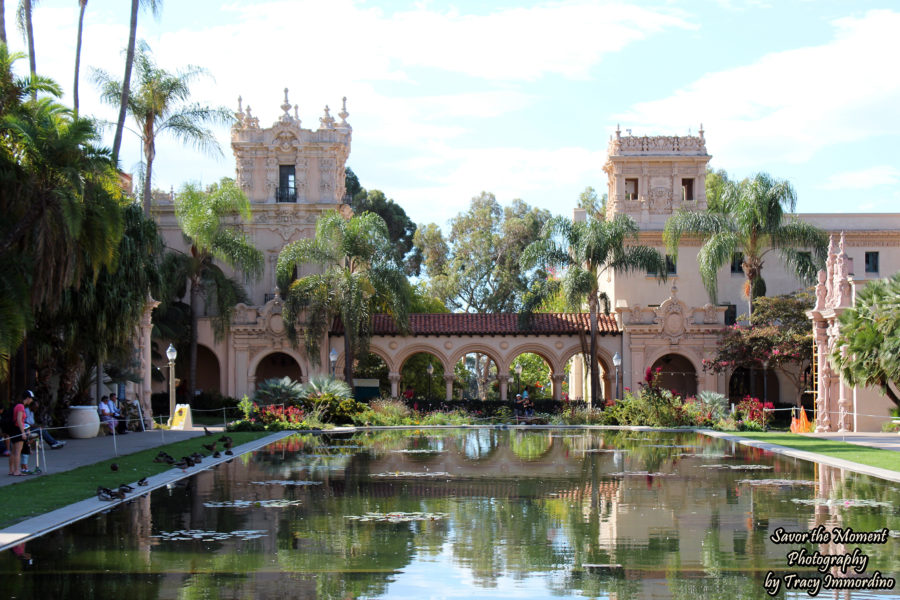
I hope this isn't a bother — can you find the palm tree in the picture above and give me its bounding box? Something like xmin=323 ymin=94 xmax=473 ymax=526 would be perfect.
xmin=831 ymin=272 xmax=900 ymax=408
xmin=663 ymin=172 xmax=827 ymax=311
xmin=94 ymin=41 xmax=231 ymax=217
xmin=163 ymin=178 xmax=262 ymax=399
xmin=277 ymin=210 xmax=411 ymax=385
xmin=1 ymin=47 xmax=124 ymax=384
xmin=1 ymin=0 xmax=7 ymax=45
xmin=72 ymin=0 xmax=87 ymax=114
xmin=111 ymin=0 xmax=161 ymax=162
xmin=520 ymin=213 xmax=667 ymax=404
xmin=15 ymin=0 xmax=36 ymax=93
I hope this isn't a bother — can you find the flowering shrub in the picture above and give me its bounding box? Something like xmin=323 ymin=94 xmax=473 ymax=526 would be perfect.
xmin=259 ymin=404 xmax=305 ymax=426
xmin=737 ymin=396 xmax=773 ymax=429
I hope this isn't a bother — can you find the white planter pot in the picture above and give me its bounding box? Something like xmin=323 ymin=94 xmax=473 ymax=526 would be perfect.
xmin=67 ymin=405 xmax=100 ymax=439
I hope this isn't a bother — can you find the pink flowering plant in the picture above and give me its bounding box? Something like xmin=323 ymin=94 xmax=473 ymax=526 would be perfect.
xmin=736 ymin=395 xmax=773 ymax=430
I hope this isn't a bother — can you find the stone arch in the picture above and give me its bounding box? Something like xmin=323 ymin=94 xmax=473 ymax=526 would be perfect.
xmin=195 ymin=344 xmax=222 ymax=394
xmin=504 ymin=343 xmax=563 ymax=375
xmin=449 ymin=344 xmax=503 ymax=369
xmin=560 ymin=344 xmax=615 ymax=402
xmin=249 ymin=349 xmax=305 ymax=388
xmin=451 ymin=345 xmax=502 ymax=401
xmin=395 ymin=344 xmax=452 ymax=373
xmin=649 ymin=352 xmax=698 ymax=398
xmin=333 ymin=343 xmax=396 ymax=374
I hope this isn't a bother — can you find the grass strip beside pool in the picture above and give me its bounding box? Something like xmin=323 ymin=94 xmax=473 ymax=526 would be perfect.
xmin=731 ymin=432 xmax=900 ymax=473
xmin=0 ymin=431 xmax=268 ymax=528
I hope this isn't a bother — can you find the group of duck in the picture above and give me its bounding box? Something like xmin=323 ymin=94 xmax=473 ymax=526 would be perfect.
xmin=96 ymin=432 xmax=235 ymax=502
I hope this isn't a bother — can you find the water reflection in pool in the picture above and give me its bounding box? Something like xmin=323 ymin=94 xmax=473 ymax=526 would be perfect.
xmin=1 ymin=428 xmax=898 ymax=599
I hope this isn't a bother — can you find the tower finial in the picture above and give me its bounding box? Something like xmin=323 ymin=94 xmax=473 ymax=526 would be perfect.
xmin=294 ymin=104 xmax=299 ymax=120
xmin=281 ymin=88 xmax=292 ymax=119
xmin=237 ymin=95 xmax=243 ymax=113
xmin=339 ymin=96 xmax=349 ymax=124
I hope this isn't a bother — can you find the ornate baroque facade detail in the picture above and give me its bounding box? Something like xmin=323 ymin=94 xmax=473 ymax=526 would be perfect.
xmin=808 ymin=234 xmax=855 ymax=432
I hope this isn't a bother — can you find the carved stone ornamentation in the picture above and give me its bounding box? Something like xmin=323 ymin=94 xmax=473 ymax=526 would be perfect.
xmin=655 ymin=286 xmax=688 ymax=343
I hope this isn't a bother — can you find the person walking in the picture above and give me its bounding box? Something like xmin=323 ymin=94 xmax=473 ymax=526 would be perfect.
xmin=3 ymin=391 xmax=35 ymax=476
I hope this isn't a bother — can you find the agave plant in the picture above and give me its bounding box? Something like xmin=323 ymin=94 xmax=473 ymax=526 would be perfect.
xmin=253 ymin=377 xmax=303 ymax=407
xmin=299 ymin=375 xmax=352 ymax=401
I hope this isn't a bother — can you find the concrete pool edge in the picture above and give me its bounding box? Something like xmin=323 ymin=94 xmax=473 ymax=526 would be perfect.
xmin=0 ymin=430 xmax=293 ymax=553
xmin=699 ymin=429 xmax=900 ymax=483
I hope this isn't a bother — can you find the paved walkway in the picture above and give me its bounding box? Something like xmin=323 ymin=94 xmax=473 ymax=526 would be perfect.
xmin=807 ymin=431 xmax=900 ymax=452
xmin=0 ymin=427 xmax=218 ymax=489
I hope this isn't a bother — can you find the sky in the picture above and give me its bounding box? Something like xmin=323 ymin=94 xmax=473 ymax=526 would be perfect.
xmin=5 ymin=0 xmax=900 ymax=229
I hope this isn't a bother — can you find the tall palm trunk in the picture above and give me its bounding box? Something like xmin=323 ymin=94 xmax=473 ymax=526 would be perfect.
xmin=343 ymin=331 xmax=352 ymax=386
xmin=1 ymin=0 xmax=7 ymax=45
xmin=188 ymin=274 xmax=199 ymax=401
xmin=142 ymin=127 xmax=155 ymax=217
xmin=588 ymin=293 xmax=600 ymax=406
xmin=23 ymin=0 xmax=35 ymax=95
xmin=73 ymin=0 xmax=86 ymax=114
xmin=112 ymin=0 xmax=139 ymax=163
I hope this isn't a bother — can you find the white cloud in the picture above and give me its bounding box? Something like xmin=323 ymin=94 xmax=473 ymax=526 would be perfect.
xmin=615 ymin=9 xmax=900 ymax=169
xmin=819 ymin=166 xmax=900 ymax=191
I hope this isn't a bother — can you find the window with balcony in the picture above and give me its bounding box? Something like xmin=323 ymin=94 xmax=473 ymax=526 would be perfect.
xmin=681 ymin=178 xmax=694 ymax=201
xmin=277 ymin=165 xmax=296 ymax=202
xmin=625 ymin=178 xmax=639 ymax=201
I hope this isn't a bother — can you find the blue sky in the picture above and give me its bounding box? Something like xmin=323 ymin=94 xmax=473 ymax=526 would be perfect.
xmin=7 ymin=0 xmax=900 ymax=228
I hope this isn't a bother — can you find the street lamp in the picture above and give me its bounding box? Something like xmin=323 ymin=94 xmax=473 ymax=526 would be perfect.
xmin=427 ymin=362 xmax=434 ymax=401
xmin=166 ymin=343 xmax=177 ymax=425
xmin=329 ymin=348 xmax=338 ymax=378
xmin=762 ymin=359 xmax=769 ymax=404
xmin=612 ymin=351 xmax=622 ymax=402
xmin=515 ymin=363 xmax=523 ymax=396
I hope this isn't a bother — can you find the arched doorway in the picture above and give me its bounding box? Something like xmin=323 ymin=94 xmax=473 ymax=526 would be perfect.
xmin=509 ymin=352 xmax=552 ymax=400
xmin=195 ymin=345 xmax=221 ymax=393
xmin=454 ymin=352 xmax=499 ymax=401
xmin=728 ymin=366 xmax=780 ymax=404
xmin=255 ymin=352 xmax=302 ymax=384
xmin=650 ymin=354 xmax=697 ymax=398
xmin=399 ymin=352 xmax=445 ymax=402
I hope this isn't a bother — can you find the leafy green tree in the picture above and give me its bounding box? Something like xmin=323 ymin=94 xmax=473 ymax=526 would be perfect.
xmin=1 ymin=2 xmax=6 ymax=45
xmin=704 ymin=167 xmax=738 ymax=213
xmin=164 ymin=178 xmax=263 ymax=399
xmin=521 ymin=213 xmax=666 ymax=403
xmin=831 ymin=272 xmax=900 ymax=408
xmin=702 ymin=290 xmax=814 ymax=400
xmin=664 ymin=172 xmax=827 ymax=307
xmin=94 ymin=40 xmax=231 ymax=217
xmin=415 ymin=192 xmax=551 ymax=313
xmin=0 ymin=46 xmax=123 ymax=382
xmin=111 ymin=0 xmax=162 ymax=161
xmin=577 ymin=186 xmax=607 ymax=220
xmin=344 ymin=168 xmax=420 ymax=274
xmin=277 ymin=210 xmax=411 ymax=386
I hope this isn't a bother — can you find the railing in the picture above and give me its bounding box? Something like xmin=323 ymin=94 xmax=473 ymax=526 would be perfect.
xmin=276 ymin=186 xmax=296 ymax=203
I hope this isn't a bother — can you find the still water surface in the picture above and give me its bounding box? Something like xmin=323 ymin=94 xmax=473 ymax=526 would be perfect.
xmin=1 ymin=428 xmax=898 ymax=599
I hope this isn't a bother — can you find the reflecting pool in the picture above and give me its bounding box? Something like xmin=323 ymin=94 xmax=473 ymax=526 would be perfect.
xmin=1 ymin=428 xmax=899 ymax=599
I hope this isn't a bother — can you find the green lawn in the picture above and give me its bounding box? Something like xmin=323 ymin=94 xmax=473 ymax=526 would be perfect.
xmin=731 ymin=432 xmax=900 ymax=473
xmin=0 ymin=431 xmax=269 ymax=529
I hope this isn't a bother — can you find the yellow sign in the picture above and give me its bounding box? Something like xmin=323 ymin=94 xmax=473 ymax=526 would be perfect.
xmin=169 ymin=404 xmax=193 ymax=430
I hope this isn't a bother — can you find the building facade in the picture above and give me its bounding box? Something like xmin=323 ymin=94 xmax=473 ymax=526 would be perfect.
xmin=144 ymin=111 xmax=899 ymax=431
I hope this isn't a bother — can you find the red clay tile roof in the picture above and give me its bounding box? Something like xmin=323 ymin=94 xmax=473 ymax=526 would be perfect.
xmin=330 ymin=313 xmax=619 ymax=336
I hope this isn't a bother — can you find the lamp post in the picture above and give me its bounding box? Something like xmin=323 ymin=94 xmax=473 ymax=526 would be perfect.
xmin=427 ymin=362 xmax=434 ymax=401
xmin=166 ymin=343 xmax=177 ymax=425
xmin=762 ymin=359 xmax=769 ymax=404
xmin=329 ymin=348 xmax=338 ymax=378
xmin=612 ymin=351 xmax=622 ymax=402
xmin=515 ymin=363 xmax=523 ymax=396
